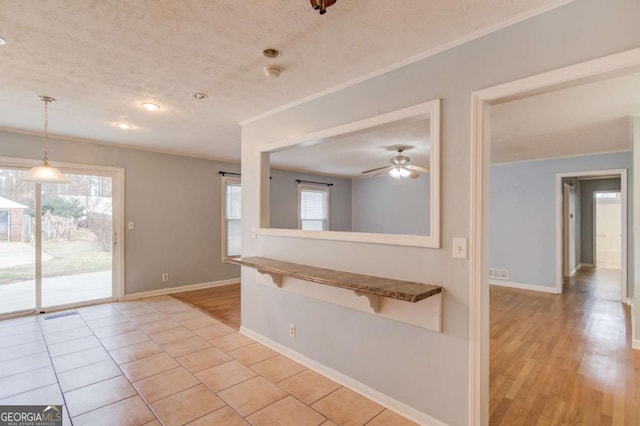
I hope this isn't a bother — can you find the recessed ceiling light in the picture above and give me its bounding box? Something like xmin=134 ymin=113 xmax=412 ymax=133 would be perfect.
xmin=141 ymin=102 xmax=160 ymax=111
xmin=0 ymin=37 xmax=6 ymax=46
xmin=116 ymin=122 xmax=133 ymax=130
xmin=264 ymin=67 xmax=282 ymax=79
xmin=262 ymin=48 xmax=282 ymax=58
xmin=192 ymin=92 xmax=208 ymax=100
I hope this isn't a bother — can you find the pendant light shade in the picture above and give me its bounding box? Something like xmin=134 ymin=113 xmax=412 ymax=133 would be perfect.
xmin=22 ymin=96 xmax=70 ymax=185
xmin=22 ymin=163 xmax=70 ymax=183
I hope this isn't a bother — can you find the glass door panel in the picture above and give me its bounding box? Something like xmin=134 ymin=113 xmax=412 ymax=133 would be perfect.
xmin=41 ymin=173 xmax=113 ymax=307
xmin=0 ymin=167 xmax=36 ymax=315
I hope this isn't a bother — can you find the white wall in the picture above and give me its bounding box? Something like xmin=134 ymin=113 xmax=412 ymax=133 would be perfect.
xmin=490 ymin=152 xmax=632 ymax=292
xmin=241 ymin=1 xmax=640 ymax=424
xmin=0 ymin=131 xmax=241 ymax=295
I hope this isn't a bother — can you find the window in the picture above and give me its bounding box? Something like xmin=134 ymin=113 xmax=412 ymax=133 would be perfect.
xmin=223 ymin=177 xmax=241 ymax=259
xmin=299 ymin=184 xmax=329 ymax=231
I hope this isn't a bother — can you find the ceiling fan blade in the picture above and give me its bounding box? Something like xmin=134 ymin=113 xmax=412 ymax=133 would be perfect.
xmin=361 ymin=165 xmax=389 ymax=174
xmin=409 ymin=170 xmax=420 ymax=179
xmin=370 ymin=166 xmax=393 ymax=177
xmin=409 ymin=165 xmax=430 ymax=174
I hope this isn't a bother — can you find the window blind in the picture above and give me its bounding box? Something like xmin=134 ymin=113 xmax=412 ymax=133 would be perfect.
xmin=299 ymin=186 xmax=328 ymax=231
xmin=225 ymin=181 xmax=241 ymax=257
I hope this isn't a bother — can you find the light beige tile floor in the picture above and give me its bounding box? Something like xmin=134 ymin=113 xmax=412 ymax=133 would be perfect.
xmin=0 ymin=296 xmax=418 ymax=425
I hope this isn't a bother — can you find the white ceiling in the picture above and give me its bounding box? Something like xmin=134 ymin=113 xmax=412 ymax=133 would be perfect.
xmin=0 ymin=0 xmax=571 ymax=161
xmin=491 ymin=72 xmax=640 ymax=163
xmin=270 ymin=116 xmax=430 ymax=178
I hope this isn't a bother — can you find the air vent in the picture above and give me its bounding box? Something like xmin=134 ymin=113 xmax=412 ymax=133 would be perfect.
xmin=489 ymin=268 xmax=509 ymax=280
xmin=43 ymin=310 xmax=79 ymax=320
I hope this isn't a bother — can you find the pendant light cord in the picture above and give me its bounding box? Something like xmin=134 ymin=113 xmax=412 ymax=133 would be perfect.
xmin=43 ymin=98 xmax=50 ymax=165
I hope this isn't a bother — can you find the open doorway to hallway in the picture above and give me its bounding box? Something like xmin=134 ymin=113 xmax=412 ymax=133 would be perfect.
xmin=486 ymin=68 xmax=638 ymax=423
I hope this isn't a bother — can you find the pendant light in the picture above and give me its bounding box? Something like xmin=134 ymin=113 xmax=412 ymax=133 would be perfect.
xmin=22 ymin=96 xmax=70 ymax=184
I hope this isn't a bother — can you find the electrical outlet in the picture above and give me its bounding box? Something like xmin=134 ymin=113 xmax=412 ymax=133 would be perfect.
xmin=289 ymin=324 xmax=296 ymax=338
xmin=162 ymin=273 xmax=169 ymax=282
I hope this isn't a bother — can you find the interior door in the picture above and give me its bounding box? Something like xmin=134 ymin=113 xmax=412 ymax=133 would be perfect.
xmin=595 ymin=192 xmax=622 ymax=269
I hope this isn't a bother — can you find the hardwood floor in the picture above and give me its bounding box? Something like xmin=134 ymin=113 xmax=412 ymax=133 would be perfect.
xmin=490 ymin=268 xmax=639 ymax=425
xmin=171 ymin=283 xmax=241 ymax=329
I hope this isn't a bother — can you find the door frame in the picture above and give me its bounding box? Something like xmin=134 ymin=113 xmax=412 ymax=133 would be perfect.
xmin=555 ymin=170 xmax=627 ymax=296
xmin=469 ymin=47 xmax=640 ymax=425
xmin=0 ymin=156 xmax=125 ymax=314
xmin=562 ymin=182 xmax=572 ymax=278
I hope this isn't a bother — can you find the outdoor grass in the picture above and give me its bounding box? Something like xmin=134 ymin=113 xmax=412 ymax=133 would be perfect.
xmin=0 ymin=229 xmax=112 ymax=284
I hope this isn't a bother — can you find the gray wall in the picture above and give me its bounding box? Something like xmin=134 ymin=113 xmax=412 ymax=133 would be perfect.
xmin=580 ymin=178 xmax=622 ymax=265
xmin=491 ymin=153 xmax=632 ymax=291
xmin=269 ymin=168 xmax=352 ymax=232
xmin=0 ymin=131 xmax=240 ymax=295
xmin=241 ymin=1 xmax=640 ymax=424
xmin=351 ymin=174 xmax=430 ymax=235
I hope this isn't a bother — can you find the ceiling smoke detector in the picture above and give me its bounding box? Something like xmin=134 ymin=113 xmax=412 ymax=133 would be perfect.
xmin=264 ymin=67 xmax=282 ymax=79
xmin=192 ymin=92 xmax=208 ymax=100
xmin=262 ymin=48 xmax=282 ymax=59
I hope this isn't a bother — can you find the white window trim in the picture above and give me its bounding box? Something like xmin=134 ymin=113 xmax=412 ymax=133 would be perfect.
xmin=298 ymin=183 xmax=330 ymax=231
xmin=221 ymin=176 xmax=241 ymax=261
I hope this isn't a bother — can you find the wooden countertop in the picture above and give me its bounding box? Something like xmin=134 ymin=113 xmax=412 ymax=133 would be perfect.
xmin=228 ymin=256 xmax=442 ymax=303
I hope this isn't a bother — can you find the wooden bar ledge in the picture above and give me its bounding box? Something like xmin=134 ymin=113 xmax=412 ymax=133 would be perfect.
xmin=228 ymin=256 xmax=441 ymax=303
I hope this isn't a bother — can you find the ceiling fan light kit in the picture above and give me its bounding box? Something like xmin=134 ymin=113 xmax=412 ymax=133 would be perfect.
xmin=21 ymin=96 xmax=70 ymax=184
xmin=361 ymin=146 xmax=429 ymax=180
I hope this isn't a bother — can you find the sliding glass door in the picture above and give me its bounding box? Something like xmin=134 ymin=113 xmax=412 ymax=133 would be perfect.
xmin=0 ymin=163 xmax=121 ymax=316
xmin=0 ymin=167 xmax=36 ymax=315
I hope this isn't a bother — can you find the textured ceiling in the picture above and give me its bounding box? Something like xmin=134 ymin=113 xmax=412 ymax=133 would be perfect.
xmin=491 ymin=72 xmax=640 ymax=163
xmin=271 ymin=116 xmax=430 ymax=178
xmin=0 ymin=0 xmax=571 ymax=161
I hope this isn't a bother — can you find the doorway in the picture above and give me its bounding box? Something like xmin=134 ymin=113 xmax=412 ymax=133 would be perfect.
xmin=556 ymin=171 xmax=627 ymax=298
xmin=470 ymin=48 xmax=640 ymax=425
xmin=0 ymin=161 xmax=124 ymax=317
xmin=595 ymin=191 xmax=622 ymax=269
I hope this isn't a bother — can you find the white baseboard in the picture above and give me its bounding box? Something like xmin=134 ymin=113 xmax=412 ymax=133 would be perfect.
xmin=240 ymin=326 xmax=446 ymax=426
xmin=489 ymin=280 xmax=559 ymax=294
xmin=124 ymin=278 xmax=240 ymax=300
xmin=578 ymin=263 xmax=594 ymax=269
xmin=569 ymin=267 xmax=577 ymax=277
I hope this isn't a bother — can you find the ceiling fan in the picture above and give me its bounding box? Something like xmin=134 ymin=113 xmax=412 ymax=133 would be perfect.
xmin=361 ymin=147 xmax=430 ymax=180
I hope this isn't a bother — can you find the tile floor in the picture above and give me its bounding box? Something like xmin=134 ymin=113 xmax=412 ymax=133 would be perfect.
xmin=0 ymin=296 xmax=417 ymax=425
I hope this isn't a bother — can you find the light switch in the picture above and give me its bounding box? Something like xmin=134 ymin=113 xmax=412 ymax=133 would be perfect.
xmin=251 ymin=227 xmax=257 ymax=239
xmin=453 ymin=237 xmax=467 ymax=259
xmin=128 ymin=222 xmax=135 ymax=230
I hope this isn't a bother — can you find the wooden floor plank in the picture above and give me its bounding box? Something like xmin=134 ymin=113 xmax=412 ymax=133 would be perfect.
xmin=171 ymin=283 xmax=241 ymax=329
xmin=490 ymin=268 xmax=639 ymax=424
